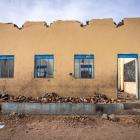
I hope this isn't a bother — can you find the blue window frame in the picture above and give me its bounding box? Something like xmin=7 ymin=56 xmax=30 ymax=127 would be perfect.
xmin=118 ymin=54 xmax=138 ymax=58
xmin=0 ymin=55 xmax=14 ymax=78
xmin=74 ymin=54 xmax=94 ymax=78
xmin=34 ymin=55 xmax=54 ymax=78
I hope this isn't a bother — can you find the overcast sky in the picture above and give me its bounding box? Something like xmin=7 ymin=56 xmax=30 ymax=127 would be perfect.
xmin=0 ymin=0 xmax=140 ymax=26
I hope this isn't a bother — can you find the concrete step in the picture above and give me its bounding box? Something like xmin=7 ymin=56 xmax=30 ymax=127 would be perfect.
xmin=0 ymin=102 xmax=124 ymax=115
xmin=0 ymin=102 xmax=140 ymax=115
xmin=124 ymin=102 xmax=140 ymax=109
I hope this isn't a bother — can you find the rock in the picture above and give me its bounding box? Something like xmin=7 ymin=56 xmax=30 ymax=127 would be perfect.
xmin=108 ymin=114 xmax=118 ymax=122
xmin=101 ymin=114 xmax=108 ymax=120
xmin=18 ymin=113 xmax=25 ymax=118
xmin=9 ymin=128 xmax=14 ymax=132
xmin=1 ymin=93 xmax=10 ymax=101
xmin=16 ymin=95 xmax=27 ymax=102
xmin=11 ymin=111 xmax=16 ymax=116
xmin=0 ymin=91 xmax=125 ymax=104
xmin=9 ymin=111 xmax=17 ymax=118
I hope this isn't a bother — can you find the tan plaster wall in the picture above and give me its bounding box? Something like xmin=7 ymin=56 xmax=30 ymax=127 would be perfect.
xmin=0 ymin=18 xmax=140 ymax=98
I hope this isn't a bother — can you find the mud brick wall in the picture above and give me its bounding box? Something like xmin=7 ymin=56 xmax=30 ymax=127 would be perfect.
xmin=0 ymin=18 xmax=140 ymax=98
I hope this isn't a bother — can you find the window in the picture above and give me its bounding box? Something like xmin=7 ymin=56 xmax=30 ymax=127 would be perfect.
xmin=74 ymin=54 xmax=94 ymax=78
xmin=0 ymin=55 xmax=14 ymax=78
xmin=34 ymin=55 xmax=54 ymax=78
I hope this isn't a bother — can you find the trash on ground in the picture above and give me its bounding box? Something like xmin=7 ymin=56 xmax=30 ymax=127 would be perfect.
xmin=101 ymin=114 xmax=119 ymax=122
xmin=0 ymin=122 xmax=5 ymax=129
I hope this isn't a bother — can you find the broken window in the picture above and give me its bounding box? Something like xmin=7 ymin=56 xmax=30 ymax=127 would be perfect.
xmin=124 ymin=60 xmax=136 ymax=82
xmin=74 ymin=54 xmax=94 ymax=78
xmin=0 ymin=55 xmax=14 ymax=78
xmin=34 ymin=55 xmax=54 ymax=78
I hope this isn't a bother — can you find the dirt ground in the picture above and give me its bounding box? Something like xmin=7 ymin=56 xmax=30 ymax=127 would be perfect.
xmin=0 ymin=96 xmax=140 ymax=140
xmin=0 ymin=114 xmax=140 ymax=140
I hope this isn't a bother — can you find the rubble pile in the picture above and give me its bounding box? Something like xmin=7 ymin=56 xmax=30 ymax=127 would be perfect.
xmin=0 ymin=91 xmax=124 ymax=104
xmin=101 ymin=114 xmax=119 ymax=122
xmin=0 ymin=93 xmax=10 ymax=101
xmin=63 ymin=115 xmax=96 ymax=125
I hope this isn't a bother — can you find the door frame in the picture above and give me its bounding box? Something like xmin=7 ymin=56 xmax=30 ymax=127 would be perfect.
xmin=138 ymin=55 xmax=140 ymax=99
xmin=117 ymin=54 xmax=139 ymax=100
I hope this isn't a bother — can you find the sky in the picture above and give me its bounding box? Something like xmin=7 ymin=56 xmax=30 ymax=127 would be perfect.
xmin=0 ymin=0 xmax=140 ymax=27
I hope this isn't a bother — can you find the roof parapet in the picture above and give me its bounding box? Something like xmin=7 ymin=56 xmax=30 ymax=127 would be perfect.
xmin=49 ymin=20 xmax=81 ymax=28
xmin=22 ymin=21 xmax=48 ymax=29
xmin=88 ymin=18 xmax=114 ymax=26
xmin=123 ymin=18 xmax=140 ymax=25
xmin=0 ymin=18 xmax=140 ymax=30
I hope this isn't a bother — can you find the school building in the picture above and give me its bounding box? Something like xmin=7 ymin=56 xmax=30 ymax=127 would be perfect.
xmin=0 ymin=18 xmax=140 ymax=99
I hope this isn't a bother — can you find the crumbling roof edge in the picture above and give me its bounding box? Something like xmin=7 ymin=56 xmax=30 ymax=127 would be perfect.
xmin=0 ymin=17 xmax=140 ymax=30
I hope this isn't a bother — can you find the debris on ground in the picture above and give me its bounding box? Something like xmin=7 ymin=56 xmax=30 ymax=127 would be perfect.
xmin=63 ymin=115 xmax=96 ymax=126
xmin=0 ymin=114 xmax=140 ymax=140
xmin=17 ymin=113 xmax=26 ymax=119
xmin=0 ymin=91 xmax=125 ymax=104
xmin=101 ymin=114 xmax=119 ymax=122
xmin=118 ymin=115 xmax=140 ymax=126
xmin=0 ymin=122 xmax=5 ymax=129
xmin=108 ymin=114 xmax=119 ymax=122
xmin=0 ymin=92 xmax=10 ymax=101
xmin=8 ymin=112 xmax=26 ymax=120
xmin=101 ymin=114 xmax=108 ymax=120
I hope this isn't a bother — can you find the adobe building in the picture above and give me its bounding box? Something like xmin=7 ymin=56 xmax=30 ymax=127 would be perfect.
xmin=0 ymin=18 xmax=140 ymax=99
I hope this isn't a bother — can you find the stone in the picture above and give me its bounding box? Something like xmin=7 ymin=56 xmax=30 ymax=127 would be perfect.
xmin=0 ymin=91 xmax=125 ymax=104
xmin=108 ymin=114 xmax=118 ymax=122
xmin=101 ymin=114 xmax=108 ymax=120
xmin=18 ymin=113 xmax=25 ymax=118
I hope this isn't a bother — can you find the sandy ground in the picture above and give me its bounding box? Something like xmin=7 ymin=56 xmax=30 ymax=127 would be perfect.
xmin=0 ymin=114 xmax=140 ymax=140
